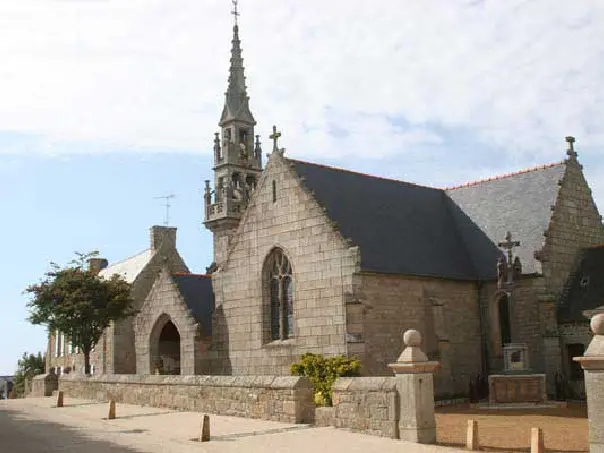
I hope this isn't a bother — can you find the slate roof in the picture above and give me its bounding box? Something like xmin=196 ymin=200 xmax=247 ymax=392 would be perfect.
xmin=446 ymin=163 xmax=566 ymax=278
xmin=558 ymin=246 xmax=604 ymax=323
xmin=289 ymin=159 xmax=567 ymax=280
xmin=98 ymin=249 xmax=153 ymax=283
xmin=171 ymin=274 xmax=214 ymax=336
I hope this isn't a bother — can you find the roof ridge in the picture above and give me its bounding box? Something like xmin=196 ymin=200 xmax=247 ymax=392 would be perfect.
xmin=445 ymin=161 xmax=565 ymax=191
xmin=101 ymin=248 xmax=152 ymax=270
xmin=287 ymin=158 xmax=436 ymax=190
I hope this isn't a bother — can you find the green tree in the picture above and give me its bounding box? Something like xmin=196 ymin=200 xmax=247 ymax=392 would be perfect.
xmin=13 ymin=351 xmax=45 ymax=398
xmin=24 ymin=251 xmax=136 ymax=375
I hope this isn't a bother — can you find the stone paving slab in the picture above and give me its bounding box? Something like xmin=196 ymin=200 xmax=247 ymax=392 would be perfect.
xmin=1 ymin=397 xmax=466 ymax=453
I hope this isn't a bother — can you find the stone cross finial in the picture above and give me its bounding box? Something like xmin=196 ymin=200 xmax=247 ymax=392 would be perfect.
xmin=231 ymin=0 xmax=239 ymax=26
xmin=269 ymin=125 xmax=282 ymax=153
xmin=566 ymin=136 xmax=578 ymax=161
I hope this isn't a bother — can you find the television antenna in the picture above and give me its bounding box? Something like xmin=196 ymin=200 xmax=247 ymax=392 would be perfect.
xmin=154 ymin=194 xmax=176 ymax=226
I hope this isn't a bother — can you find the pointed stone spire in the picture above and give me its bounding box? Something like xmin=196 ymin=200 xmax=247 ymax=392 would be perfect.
xmin=219 ymin=5 xmax=255 ymax=127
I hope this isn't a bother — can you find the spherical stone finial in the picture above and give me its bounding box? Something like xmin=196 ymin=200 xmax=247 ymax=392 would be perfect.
xmin=403 ymin=329 xmax=422 ymax=347
xmin=591 ymin=313 xmax=604 ymax=335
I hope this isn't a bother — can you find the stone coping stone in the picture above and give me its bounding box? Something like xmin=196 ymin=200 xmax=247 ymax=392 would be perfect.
xmin=59 ymin=374 xmax=311 ymax=390
xmin=489 ymin=373 xmax=546 ymax=378
xmin=33 ymin=373 xmax=56 ymax=381
xmin=333 ymin=377 xmax=397 ymax=392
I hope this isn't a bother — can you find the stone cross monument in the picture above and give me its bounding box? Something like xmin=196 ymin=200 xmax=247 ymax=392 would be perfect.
xmin=497 ymin=231 xmax=521 ymax=291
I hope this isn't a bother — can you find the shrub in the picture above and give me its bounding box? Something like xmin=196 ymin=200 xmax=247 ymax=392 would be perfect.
xmin=290 ymin=353 xmax=361 ymax=406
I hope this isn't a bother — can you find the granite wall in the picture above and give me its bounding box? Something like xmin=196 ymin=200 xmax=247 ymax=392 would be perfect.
xmin=30 ymin=373 xmax=58 ymax=397
xmin=58 ymin=374 xmax=314 ymax=424
xmin=328 ymin=377 xmax=399 ymax=438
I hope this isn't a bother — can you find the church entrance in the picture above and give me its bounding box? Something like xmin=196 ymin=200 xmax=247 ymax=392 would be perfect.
xmin=149 ymin=315 xmax=181 ymax=375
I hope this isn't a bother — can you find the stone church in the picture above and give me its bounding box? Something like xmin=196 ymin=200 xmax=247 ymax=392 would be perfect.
xmin=47 ymin=17 xmax=604 ymax=399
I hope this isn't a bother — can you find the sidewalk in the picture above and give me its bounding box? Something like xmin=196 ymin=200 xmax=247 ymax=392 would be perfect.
xmin=1 ymin=397 xmax=465 ymax=453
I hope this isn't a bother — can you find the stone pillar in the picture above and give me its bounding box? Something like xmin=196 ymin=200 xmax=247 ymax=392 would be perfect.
xmin=574 ymin=313 xmax=604 ymax=453
xmin=388 ymin=329 xmax=440 ymax=444
xmin=539 ymin=295 xmax=562 ymax=396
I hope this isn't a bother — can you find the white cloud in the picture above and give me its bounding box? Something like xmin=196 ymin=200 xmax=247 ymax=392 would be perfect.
xmin=0 ymin=0 xmax=603 ymax=165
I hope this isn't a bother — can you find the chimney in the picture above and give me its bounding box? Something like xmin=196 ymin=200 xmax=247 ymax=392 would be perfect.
xmin=88 ymin=257 xmax=108 ymax=275
xmin=150 ymin=225 xmax=177 ymax=251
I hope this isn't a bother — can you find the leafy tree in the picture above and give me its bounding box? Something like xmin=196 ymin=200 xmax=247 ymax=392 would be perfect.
xmin=13 ymin=351 xmax=45 ymax=398
xmin=24 ymin=251 xmax=136 ymax=375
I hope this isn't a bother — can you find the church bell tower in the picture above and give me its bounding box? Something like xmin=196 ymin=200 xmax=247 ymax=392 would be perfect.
xmin=204 ymin=2 xmax=263 ymax=268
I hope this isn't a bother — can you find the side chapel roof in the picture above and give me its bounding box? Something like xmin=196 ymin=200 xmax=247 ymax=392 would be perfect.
xmin=557 ymin=245 xmax=604 ymax=323
xmin=98 ymin=249 xmax=153 ymax=283
xmin=171 ymin=274 xmax=215 ymax=336
xmin=446 ymin=163 xmax=566 ymax=278
xmin=289 ymin=159 xmax=567 ymax=280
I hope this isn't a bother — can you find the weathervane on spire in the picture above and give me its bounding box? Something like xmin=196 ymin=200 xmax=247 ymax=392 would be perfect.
xmin=231 ymin=0 xmax=239 ymax=26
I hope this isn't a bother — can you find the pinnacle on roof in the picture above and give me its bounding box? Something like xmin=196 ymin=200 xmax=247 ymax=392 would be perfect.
xmin=566 ymin=135 xmax=578 ymax=162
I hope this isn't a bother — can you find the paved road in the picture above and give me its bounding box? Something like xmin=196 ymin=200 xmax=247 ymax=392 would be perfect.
xmin=0 ymin=397 xmax=462 ymax=453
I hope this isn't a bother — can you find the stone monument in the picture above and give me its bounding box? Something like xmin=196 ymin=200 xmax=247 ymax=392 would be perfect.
xmin=488 ymin=343 xmax=547 ymax=406
xmin=574 ymin=313 xmax=604 ymax=453
xmin=388 ymin=329 xmax=440 ymax=444
xmin=487 ymin=232 xmax=547 ymax=407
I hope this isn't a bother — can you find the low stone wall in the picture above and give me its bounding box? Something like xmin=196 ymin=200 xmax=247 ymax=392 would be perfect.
xmin=331 ymin=377 xmax=398 ymax=438
xmin=315 ymin=407 xmax=335 ymax=427
xmin=30 ymin=373 xmax=58 ymax=397
xmin=58 ymin=374 xmax=314 ymax=424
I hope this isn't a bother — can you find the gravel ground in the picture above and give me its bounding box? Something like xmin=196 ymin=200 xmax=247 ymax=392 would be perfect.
xmin=435 ymin=403 xmax=589 ymax=452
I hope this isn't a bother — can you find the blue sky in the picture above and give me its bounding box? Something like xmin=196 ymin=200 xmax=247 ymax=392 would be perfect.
xmin=1 ymin=0 xmax=603 ymax=374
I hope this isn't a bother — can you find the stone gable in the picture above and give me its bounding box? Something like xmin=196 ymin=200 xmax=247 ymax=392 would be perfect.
xmin=540 ymin=160 xmax=604 ymax=299
xmin=211 ymin=151 xmax=360 ymax=375
xmin=134 ymin=267 xmax=206 ymax=375
xmin=47 ymin=226 xmax=190 ymax=376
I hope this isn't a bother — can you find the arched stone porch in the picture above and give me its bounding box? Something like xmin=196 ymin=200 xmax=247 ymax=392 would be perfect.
xmin=149 ymin=315 xmax=181 ymax=375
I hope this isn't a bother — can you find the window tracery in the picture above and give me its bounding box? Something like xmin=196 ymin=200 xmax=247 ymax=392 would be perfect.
xmin=265 ymin=248 xmax=294 ymax=340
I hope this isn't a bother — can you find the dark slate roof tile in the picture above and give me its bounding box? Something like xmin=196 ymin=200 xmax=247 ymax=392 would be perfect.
xmin=171 ymin=274 xmax=214 ymax=336
xmin=290 ymin=159 xmax=477 ymax=280
xmin=446 ymin=163 xmax=566 ymax=278
xmin=289 ymin=158 xmax=566 ymax=281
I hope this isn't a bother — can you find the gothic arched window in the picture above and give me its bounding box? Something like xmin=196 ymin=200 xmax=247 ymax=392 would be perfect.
xmin=265 ymin=248 xmax=294 ymax=341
